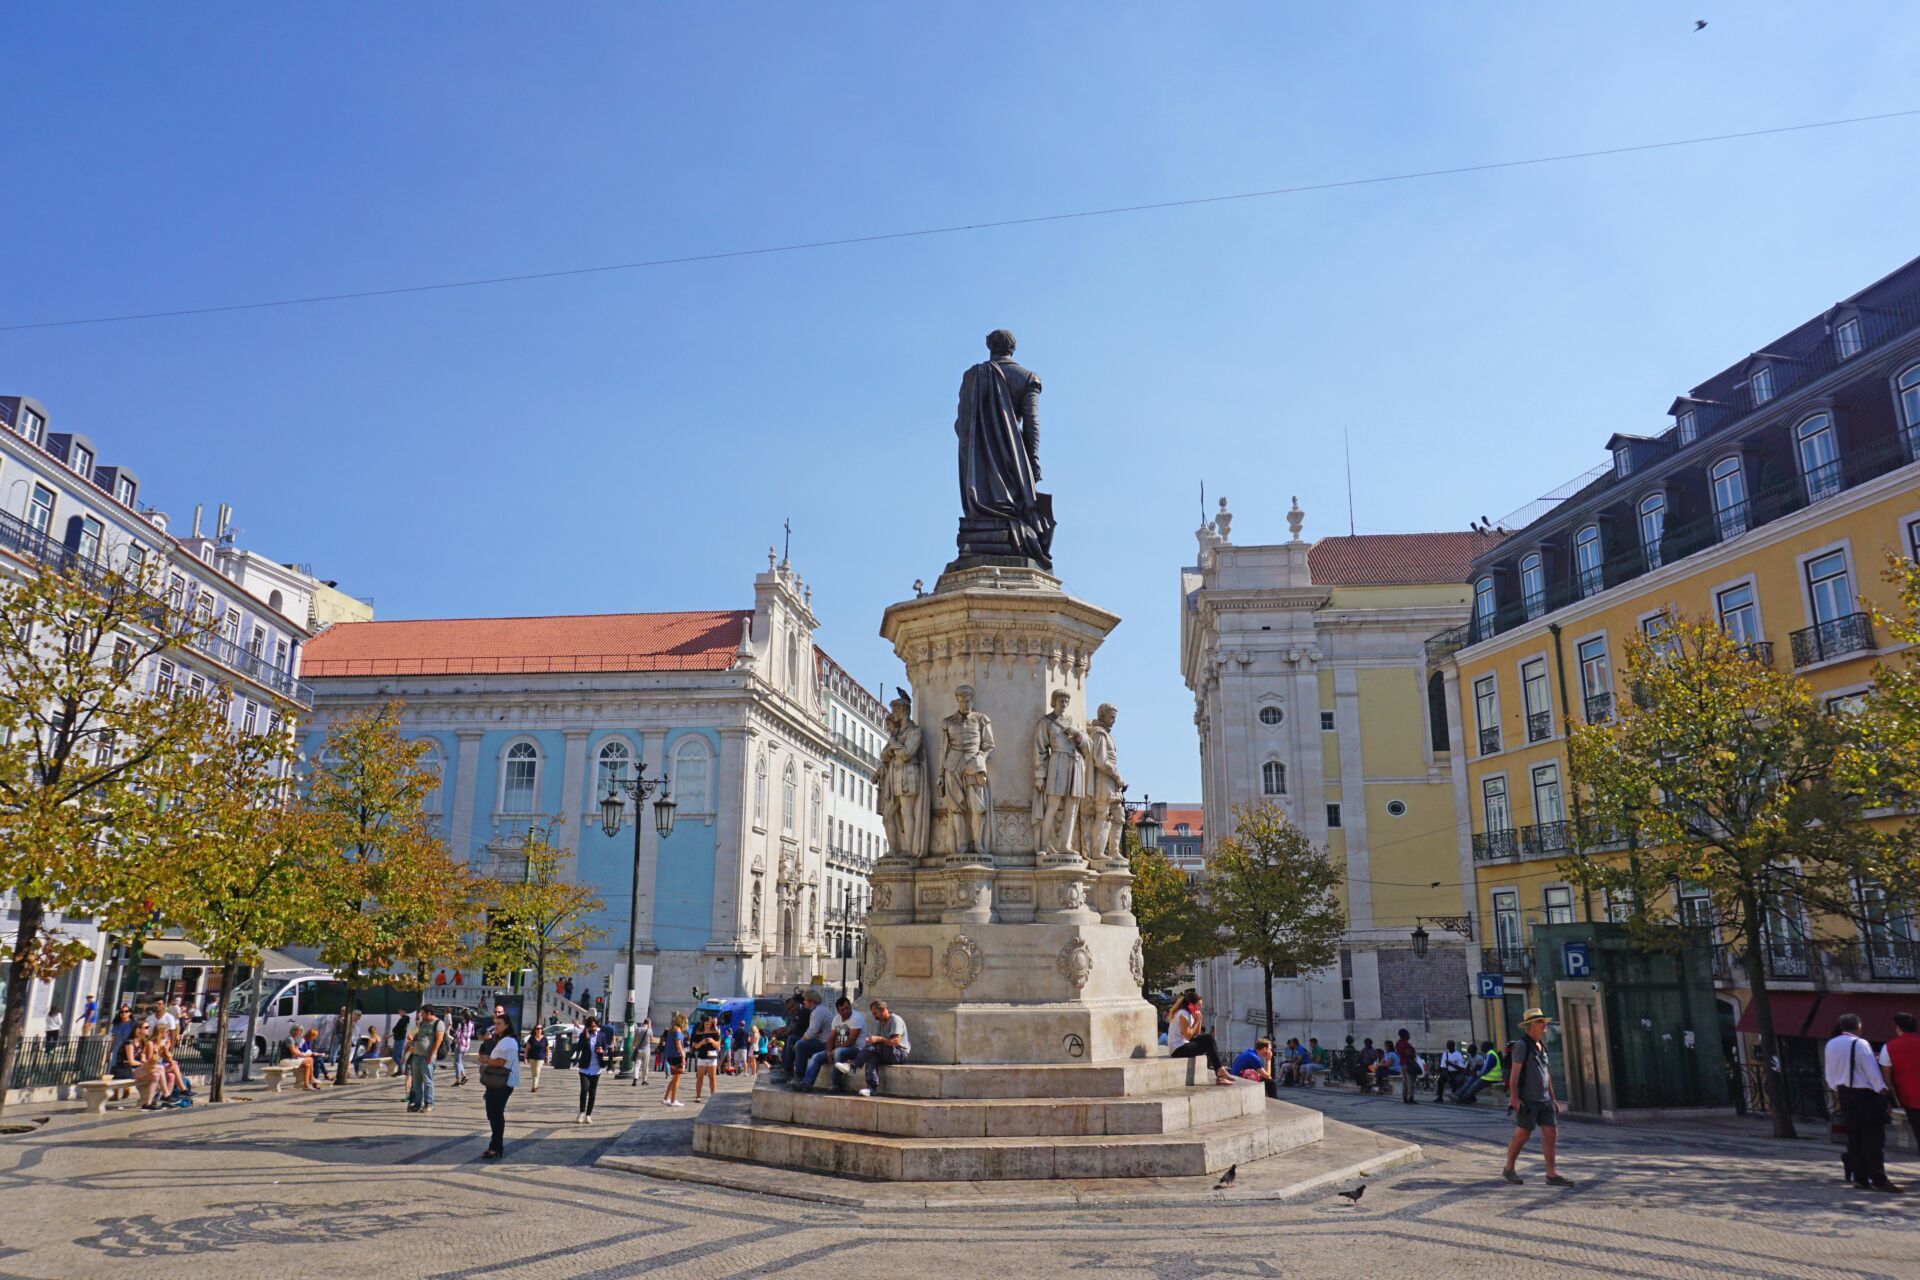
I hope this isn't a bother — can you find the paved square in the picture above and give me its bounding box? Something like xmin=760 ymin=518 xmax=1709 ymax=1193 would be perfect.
xmin=0 ymin=1071 xmax=1913 ymax=1278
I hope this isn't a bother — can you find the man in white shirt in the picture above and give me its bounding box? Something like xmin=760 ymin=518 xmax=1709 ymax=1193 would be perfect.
xmin=1825 ymin=1012 xmax=1900 ymax=1193
xmin=43 ymin=1009 xmax=63 ymax=1047
xmin=1437 ymin=1040 xmax=1469 ymax=1102
xmin=836 ymin=1000 xmax=909 ymax=1097
xmin=795 ymin=997 xmax=865 ymax=1093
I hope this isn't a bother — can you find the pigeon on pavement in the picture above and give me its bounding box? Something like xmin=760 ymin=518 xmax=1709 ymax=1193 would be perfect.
xmin=1337 ymin=1184 xmax=1367 ymax=1205
xmin=1214 ymin=1165 xmax=1237 ymax=1190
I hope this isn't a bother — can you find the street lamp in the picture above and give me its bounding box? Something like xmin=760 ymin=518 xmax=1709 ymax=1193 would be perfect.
xmin=1121 ymin=790 xmax=1160 ymax=850
xmin=600 ymin=761 xmax=675 ymax=1078
xmin=1410 ymin=915 xmax=1475 ymax=959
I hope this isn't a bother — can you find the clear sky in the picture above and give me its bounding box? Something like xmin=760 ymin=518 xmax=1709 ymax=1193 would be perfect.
xmin=4 ymin=5 xmax=1917 ymax=798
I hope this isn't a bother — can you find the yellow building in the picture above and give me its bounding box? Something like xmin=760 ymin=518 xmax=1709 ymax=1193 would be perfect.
xmin=1182 ymin=496 xmax=1486 ymax=1051
xmin=1440 ymin=255 xmax=1920 ymax=1071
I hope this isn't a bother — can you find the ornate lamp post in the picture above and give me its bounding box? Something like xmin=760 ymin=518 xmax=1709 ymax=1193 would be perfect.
xmin=1409 ymin=915 xmax=1475 ymax=959
xmin=1121 ymin=791 xmax=1161 ymax=851
xmin=600 ymin=762 xmax=675 ymax=1078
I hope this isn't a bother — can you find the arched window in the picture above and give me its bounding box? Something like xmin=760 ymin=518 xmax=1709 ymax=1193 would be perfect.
xmin=1795 ymin=413 xmax=1841 ymax=502
xmin=810 ymin=783 xmax=823 ymax=838
xmin=782 ymin=759 xmax=798 ymax=831
xmin=1519 ymin=553 xmax=1544 ymax=618
xmin=1473 ymin=578 xmax=1496 ymax=635
xmin=669 ymin=736 xmax=710 ymax=814
xmin=785 ymin=632 xmax=800 ymax=696
xmin=1261 ymin=760 xmax=1286 ymax=795
xmin=1710 ymin=456 xmax=1748 ymax=538
xmin=1635 ymin=493 xmax=1665 ymax=570
xmin=1574 ymin=525 xmax=1603 ymax=597
xmin=1427 ymin=672 xmax=1450 ymax=752
xmin=501 ymin=741 xmax=539 ymax=813
xmin=753 ymin=751 xmax=768 ymax=825
xmin=1899 ymin=364 xmax=1920 ymax=445
xmin=267 ymin=588 xmax=284 ymax=615
xmin=596 ymin=740 xmax=632 ymax=812
xmin=416 ymin=740 xmax=443 ymax=814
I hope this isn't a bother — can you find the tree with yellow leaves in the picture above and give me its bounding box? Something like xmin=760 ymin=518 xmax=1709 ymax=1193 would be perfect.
xmin=1567 ymin=617 xmax=1872 ymax=1139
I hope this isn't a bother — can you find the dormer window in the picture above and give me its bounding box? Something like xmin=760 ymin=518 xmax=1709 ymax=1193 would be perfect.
xmin=1574 ymin=525 xmax=1604 ymax=597
xmin=1473 ymin=577 xmax=1496 ymax=634
xmin=1834 ymin=316 xmax=1863 ymax=360
xmin=1519 ymin=553 xmax=1545 ymax=619
xmin=1612 ymin=445 xmax=1632 ymax=478
xmin=1749 ymin=364 xmax=1774 ymax=405
xmin=1677 ymin=410 xmax=1698 ymax=445
xmin=114 ymin=476 xmax=136 ymax=506
xmin=18 ymin=408 xmax=44 ymax=445
xmin=70 ymin=444 xmax=93 ymax=478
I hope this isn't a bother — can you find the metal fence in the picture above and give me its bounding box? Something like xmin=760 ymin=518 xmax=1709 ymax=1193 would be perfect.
xmin=1729 ymin=1062 xmax=1830 ymax=1121
xmin=6 ymin=1036 xmax=111 ymax=1090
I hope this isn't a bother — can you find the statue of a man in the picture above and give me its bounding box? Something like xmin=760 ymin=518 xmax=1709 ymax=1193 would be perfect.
xmin=874 ymin=690 xmax=931 ymax=861
xmin=1082 ymin=702 xmax=1126 ymax=864
xmin=955 ymin=330 xmax=1055 ymax=568
xmin=939 ymin=685 xmax=994 ymax=859
xmin=1031 ymin=689 xmax=1090 ymax=855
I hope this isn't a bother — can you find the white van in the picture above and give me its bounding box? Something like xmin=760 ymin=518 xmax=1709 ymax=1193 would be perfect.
xmin=199 ymin=970 xmax=422 ymax=1064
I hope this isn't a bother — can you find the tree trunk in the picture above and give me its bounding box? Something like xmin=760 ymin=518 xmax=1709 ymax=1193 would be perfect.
xmin=534 ymin=943 xmax=547 ymax=1030
xmin=334 ymin=984 xmax=358 ymax=1086
xmin=1263 ymin=962 xmax=1276 ymax=1056
xmin=1739 ymin=896 xmax=1797 ymax=1140
xmin=0 ymin=898 xmax=46 ymax=1118
xmin=210 ymin=958 xmax=237 ymax=1103
xmin=237 ymin=954 xmax=262 ymax=1082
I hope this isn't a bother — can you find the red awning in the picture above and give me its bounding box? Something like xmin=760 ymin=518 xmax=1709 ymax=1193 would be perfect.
xmin=1807 ymin=993 xmax=1920 ymax=1045
xmin=1734 ymin=992 xmax=1823 ymax=1038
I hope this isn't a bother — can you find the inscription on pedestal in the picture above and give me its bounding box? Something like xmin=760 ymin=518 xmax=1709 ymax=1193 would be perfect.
xmin=895 ymin=945 xmax=933 ymax=979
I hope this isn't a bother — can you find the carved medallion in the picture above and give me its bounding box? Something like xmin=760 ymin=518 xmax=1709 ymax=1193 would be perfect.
xmin=870 ymin=882 xmax=893 ymax=911
xmin=1128 ymin=938 xmax=1145 ymax=988
xmin=865 ymin=941 xmax=888 ymax=985
xmin=943 ymin=935 xmax=984 ymax=989
xmin=1061 ymin=880 xmax=1087 ymax=911
xmin=1057 ymin=938 xmax=1093 ymax=991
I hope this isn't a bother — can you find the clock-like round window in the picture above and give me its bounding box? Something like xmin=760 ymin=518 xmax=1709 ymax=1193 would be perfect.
xmin=1386 ymin=800 xmax=1408 ymax=817
xmin=1258 ymin=706 xmax=1284 ymax=726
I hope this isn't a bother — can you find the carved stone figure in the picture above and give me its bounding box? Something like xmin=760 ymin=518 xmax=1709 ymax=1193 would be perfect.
xmin=954 ymin=330 xmax=1055 ymax=568
xmin=1129 ymin=938 xmax=1145 ymax=988
xmin=939 ymin=685 xmax=995 ymax=859
xmin=875 ymin=690 xmax=932 ymax=860
xmin=1082 ymin=702 xmax=1126 ymax=864
xmin=749 ymin=881 xmax=762 ymax=938
xmin=866 ymin=940 xmax=888 ymax=984
xmin=1031 ymin=689 xmax=1090 ymax=855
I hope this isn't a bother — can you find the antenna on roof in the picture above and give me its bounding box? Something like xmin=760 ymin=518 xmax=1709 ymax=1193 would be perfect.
xmin=1344 ymin=428 xmax=1356 ymax=537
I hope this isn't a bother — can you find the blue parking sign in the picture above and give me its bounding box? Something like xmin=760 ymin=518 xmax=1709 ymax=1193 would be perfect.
xmin=1563 ymin=942 xmax=1593 ymax=978
xmin=1476 ymin=972 xmax=1505 ymax=1000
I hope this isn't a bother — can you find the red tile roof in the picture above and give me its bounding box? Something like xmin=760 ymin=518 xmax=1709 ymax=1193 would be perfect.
xmin=302 ymin=610 xmax=749 ymax=678
xmin=1132 ymin=805 xmax=1203 ymax=837
xmin=1306 ymin=532 xmax=1496 ymax=587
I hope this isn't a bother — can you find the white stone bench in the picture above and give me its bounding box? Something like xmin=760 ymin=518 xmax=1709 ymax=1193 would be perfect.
xmin=262 ymin=1063 xmax=316 ymax=1093
xmin=79 ymin=1078 xmax=139 ymax=1114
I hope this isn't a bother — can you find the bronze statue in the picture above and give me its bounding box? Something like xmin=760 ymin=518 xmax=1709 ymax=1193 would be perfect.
xmin=955 ymin=329 xmax=1054 ymax=568
xmin=874 ymin=690 xmax=931 ymax=861
xmin=939 ymin=685 xmax=995 ymax=859
xmin=1031 ymin=689 xmax=1090 ymax=855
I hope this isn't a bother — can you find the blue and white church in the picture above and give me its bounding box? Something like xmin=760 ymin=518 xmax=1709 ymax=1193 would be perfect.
xmin=301 ymin=550 xmax=888 ymax=1020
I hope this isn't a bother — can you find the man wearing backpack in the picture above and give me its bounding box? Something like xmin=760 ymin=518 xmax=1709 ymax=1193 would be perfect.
xmin=1503 ymin=1009 xmax=1573 ymax=1186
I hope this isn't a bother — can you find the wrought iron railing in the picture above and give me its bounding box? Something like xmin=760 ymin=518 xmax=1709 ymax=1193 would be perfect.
xmin=6 ymin=1035 xmax=111 ymax=1089
xmin=1424 ymin=624 xmax=1468 ymax=662
xmin=1738 ymin=641 xmax=1775 ymax=667
xmin=188 ymin=627 xmax=313 ymax=704
xmin=1789 ymin=612 xmax=1875 ymax=668
xmin=0 ymin=508 xmax=113 ymax=591
xmin=1526 ymin=711 xmax=1553 ymax=742
xmin=1478 ymin=726 xmax=1501 ymax=755
xmin=833 ymin=731 xmax=879 ymax=768
xmin=1482 ymin=945 xmax=1533 ymax=977
xmin=1583 ymin=691 xmax=1613 ymax=723
xmin=1803 ymin=456 xmax=1845 ymax=503
xmin=1471 ymin=829 xmax=1519 ymax=863
xmin=1523 ymin=819 xmax=1572 ymax=858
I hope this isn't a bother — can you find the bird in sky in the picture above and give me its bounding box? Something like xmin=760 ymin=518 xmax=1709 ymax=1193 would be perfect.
xmin=1337 ymin=1184 xmax=1367 ymax=1206
xmin=1695 ymin=19 xmax=1708 ymax=30
xmin=1215 ymin=1165 xmax=1237 ymax=1190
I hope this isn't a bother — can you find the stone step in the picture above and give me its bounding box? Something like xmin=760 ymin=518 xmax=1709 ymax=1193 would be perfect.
xmin=752 ymin=1076 xmax=1266 ymax=1138
xmin=878 ymin=1055 xmax=1208 ymax=1100
xmin=694 ymin=1095 xmax=1322 ymax=1181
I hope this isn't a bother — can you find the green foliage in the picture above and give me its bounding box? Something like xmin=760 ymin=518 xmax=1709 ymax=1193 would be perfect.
xmin=1844 ymin=554 xmax=1920 ymax=904
xmin=471 ymin=816 xmax=605 ymax=1025
xmin=1205 ymin=802 xmax=1345 ymax=1035
xmin=1126 ymin=825 xmax=1215 ymax=993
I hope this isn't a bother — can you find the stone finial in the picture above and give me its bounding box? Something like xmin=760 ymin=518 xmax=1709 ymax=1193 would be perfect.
xmin=768 ymin=546 xmax=778 ymax=571
xmin=1214 ymin=496 xmax=1233 ymax=543
xmin=1287 ymin=496 xmax=1305 ymax=542
xmin=913 ymin=578 xmax=926 ymax=598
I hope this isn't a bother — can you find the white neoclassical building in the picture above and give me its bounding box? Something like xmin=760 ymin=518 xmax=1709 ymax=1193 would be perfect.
xmin=302 ymin=550 xmax=884 ymax=1020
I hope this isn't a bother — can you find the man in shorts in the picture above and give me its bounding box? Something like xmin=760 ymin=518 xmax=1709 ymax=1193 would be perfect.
xmin=1503 ymin=1008 xmax=1572 ymax=1186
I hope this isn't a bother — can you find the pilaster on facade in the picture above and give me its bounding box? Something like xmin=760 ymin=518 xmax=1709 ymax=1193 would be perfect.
xmin=709 ymin=726 xmax=751 ymax=952
xmin=556 ymin=727 xmax=591 ymax=881
xmin=450 ymin=730 xmax=485 ymax=864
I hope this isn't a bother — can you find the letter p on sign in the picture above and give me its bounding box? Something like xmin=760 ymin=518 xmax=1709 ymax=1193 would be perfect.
xmin=1562 ymin=942 xmax=1592 ymax=978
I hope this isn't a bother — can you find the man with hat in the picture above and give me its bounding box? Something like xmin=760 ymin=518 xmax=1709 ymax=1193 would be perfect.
xmin=1503 ymin=1008 xmax=1572 ymax=1186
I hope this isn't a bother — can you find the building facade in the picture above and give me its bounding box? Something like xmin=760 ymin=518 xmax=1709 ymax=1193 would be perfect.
xmin=1181 ymin=497 xmax=1482 ymax=1051
xmin=815 ymin=649 xmax=887 ymax=989
xmin=0 ymin=393 xmax=316 ymax=1033
xmin=1442 ymin=253 xmax=1920 ymax=1073
xmin=301 ymin=550 xmax=880 ymax=1021
xmin=1141 ymin=801 xmax=1204 ymax=875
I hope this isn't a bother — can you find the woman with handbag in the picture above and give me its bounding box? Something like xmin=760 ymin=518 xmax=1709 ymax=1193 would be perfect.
xmin=479 ymin=1013 xmax=520 ymax=1161
xmin=660 ymin=1012 xmax=687 ymax=1107
xmin=690 ymin=1016 xmax=723 ymax=1102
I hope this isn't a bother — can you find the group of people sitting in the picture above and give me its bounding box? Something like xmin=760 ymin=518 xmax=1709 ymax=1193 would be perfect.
xmin=1229 ymin=1037 xmax=1332 ymax=1095
xmin=105 ymin=1005 xmax=194 ymax=1110
xmin=767 ymin=988 xmax=910 ymax=1098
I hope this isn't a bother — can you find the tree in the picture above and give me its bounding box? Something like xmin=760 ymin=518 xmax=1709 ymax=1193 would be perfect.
xmin=1842 ymin=554 xmax=1920 ymax=907
xmin=304 ymin=703 xmax=479 ymax=1085
xmin=1205 ymin=802 xmax=1346 ymax=1046
xmin=1566 ymin=617 xmax=1872 ymax=1139
xmin=145 ymin=728 xmax=322 ymax=1101
xmin=0 ymin=559 xmax=234 ymax=1115
xmin=1126 ymin=826 xmax=1216 ymax=995
xmin=471 ymin=817 xmax=605 ymax=1028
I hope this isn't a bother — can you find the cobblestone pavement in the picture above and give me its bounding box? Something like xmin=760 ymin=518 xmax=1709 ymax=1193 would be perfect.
xmin=0 ymin=1069 xmax=1914 ymax=1279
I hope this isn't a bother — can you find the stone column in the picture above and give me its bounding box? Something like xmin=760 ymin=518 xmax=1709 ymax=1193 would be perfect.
xmin=449 ymin=729 xmax=484 ymax=864
xmin=707 ymin=728 xmax=750 ymax=951
xmin=558 ymin=727 xmax=591 ymax=881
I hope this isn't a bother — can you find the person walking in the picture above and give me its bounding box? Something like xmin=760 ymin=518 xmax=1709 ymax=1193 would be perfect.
xmin=575 ymin=1014 xmax=613 ymax=1123
xmin=660 ymin=1013 xmax=688 ymax=1107
xmin=478 ymin=1012 xmax=520 ymax=1161
xmin=450 ymin=1015 xmax=473 ymax=1086
xmin=633 ymin=1017 xmax=653 ymax=1087
xmin=1165 ymin=990 xmax=1235 ymax=1086
xmin=1828 ymin=1012 xmax=1901 ymax=1193
xmin=1502 ymin=1009 xmax=1572 ymax=1186
xmin=405 ymin=1008 xmax=444 ymax=1113
xmin=1879 ymin=1011 xmax=1920 ymax=1151
xmin=1395 ymin=1028 xmax=1420 ymax=1104
xmin=388 ymin=1012 xmax=410 ymax=1078
xmin=44 ymin=1008 xmax=63 ymax=1048
xmin=525 ymin=1023 xmax=549 ymax=1092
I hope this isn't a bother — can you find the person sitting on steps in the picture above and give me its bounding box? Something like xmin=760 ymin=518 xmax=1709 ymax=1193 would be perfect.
xmin=1165 ymin=990 xmax=1234 ymax=1086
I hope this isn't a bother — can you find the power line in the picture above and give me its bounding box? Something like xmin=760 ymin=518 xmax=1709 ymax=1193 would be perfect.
xmin=7 ymin=107 xmax=1918 ymax=334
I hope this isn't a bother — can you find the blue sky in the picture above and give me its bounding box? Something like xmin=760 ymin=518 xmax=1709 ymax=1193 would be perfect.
xmin=4 ymin=5 xmax=1917 ymax=797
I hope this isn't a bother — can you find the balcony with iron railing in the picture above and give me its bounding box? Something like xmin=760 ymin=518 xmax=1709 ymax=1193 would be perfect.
xmin=1471 ymin=820 xmax=1573 ymax=864
xmin=1478 ymin=726 xmax=1502 ymax=756
xmin=1789 ymin=612 xmax=1875 ymax=669
xmin=188 ymin=626 xmax=314 ymax=705
xmin=1526 ymin=710 xmax=1553 ymax=742
xmin=1425 ymin=624 xmax=1468 ymax=663
xmin=833 ymin=731 xmax=880 ymax=769
xmin=1466 ymin=428 xmax=1920 ymax=648
xmin=1583 ymin=691 xmax=1614 ymax=724
xmin=0 ymin=506 xmax=112 ymax=591
xmin=1757 ymin=935 xmax=1920 ymax=984
xmin=1482 ymin=945 xmax=1534 ymax=977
